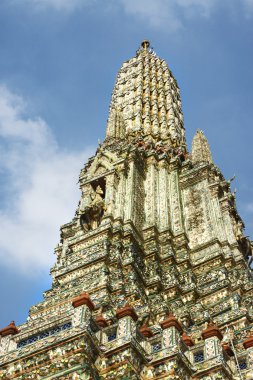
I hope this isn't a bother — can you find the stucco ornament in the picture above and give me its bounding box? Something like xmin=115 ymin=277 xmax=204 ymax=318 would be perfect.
xmin=79 ymin=185 xmax=105 ymax=231
xmin=0 ymin=40 xmax=252 ymax=380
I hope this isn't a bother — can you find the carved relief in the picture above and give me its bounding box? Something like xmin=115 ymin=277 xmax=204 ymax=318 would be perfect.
xmin=79 ymin=185 xmax=105 ymax=231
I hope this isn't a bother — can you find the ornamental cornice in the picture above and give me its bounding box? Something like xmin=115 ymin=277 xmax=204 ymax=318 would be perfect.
xmin=81 ymin=169 xmax=115 ymax=187
xmin=157 ymin=157 xmax=170 ymax=169
xmin=54 ymin=251 xmax=108 ymax=283
xmin=179 ymin=165 xmax=210 ymax=189
xmin=115 ymin=160 xmax=128 ymax=175
xmin=69 ymin=221 xmax=113 ymax=247
xmin=157 ymin=227 xmax=173 ymax=241
xmin=190 ymin=238 xmax=223 ymax=261
xmin=145 ymin=154 xmax=158 ymax=166
xmin=208 ymin=182 xmax=222 ymax=197
xmin=172 ymin=232 xmax=189 ymax=250
xmin=0 ymin=329 xmax=90 ymax=367
xmin=168 ymin=157 xmax=182 ymax=171
xmin=12 ymin=317 xmax=72 ymax=344
xmin=213 ymin=309 xmax=248 ymax=327
xmin=191 ymin=251 xmax=226 ymax=269
xmin=142 ymin=225 xmax=159 ymax=240
xmin=122 ymin=220 xmax=143 ymax=244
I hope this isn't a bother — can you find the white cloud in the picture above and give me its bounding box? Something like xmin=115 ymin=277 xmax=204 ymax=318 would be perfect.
xmin=119 ymin=0 xmax=181 ymax=30
xmin=243 ymin=0 xmax=253 ymax=16
xmin=0 ymin=86 xmax=94 ymax=275
xmin=120 ymin=0 xmax=253 ymax=30
xmin=119 ymin=0 xmax=219 ymax=30
xmin=176 ymin=0 xmax=219 ymax=16
xmin=13 ymin=0 xmax=253 ymax=27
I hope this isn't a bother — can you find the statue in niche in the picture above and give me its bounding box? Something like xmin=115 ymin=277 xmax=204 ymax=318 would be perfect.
xmin=79 ymin=185 xmax=105 ymax=231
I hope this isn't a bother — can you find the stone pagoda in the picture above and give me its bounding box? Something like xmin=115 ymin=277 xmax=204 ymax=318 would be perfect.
xmin=0 ymin=41 xmax=253 ymax=380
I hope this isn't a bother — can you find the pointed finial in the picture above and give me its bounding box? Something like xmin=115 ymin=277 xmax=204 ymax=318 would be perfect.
xmin=141 ymin=40 xmax=150 ymax=50
xmin=192 ymin=129 xmax=213 ymax=165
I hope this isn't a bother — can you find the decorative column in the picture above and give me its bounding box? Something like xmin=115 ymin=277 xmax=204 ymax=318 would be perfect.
xmin=104 ymin=172 xmax=117 ymax=221
xmin=95 ymin=314 xmax=109 ymax=346
xmin=144 ymin=156 xmax=157 ymax=227
xmin=168 ymin=165 xmax=183 ymax=235
xmin=116 ymin=304 xmax=138 ymax=339
xmin=115 ymin=163 xmax=126 ymax=221
xmin=0 ymin=321 xmax=18 ymax=354
xmin=72 ymin=292 xmax=95 ymax=327
xmin=140 ymin=324 xmax=154 ymax=353
xmin=182 ymin=331 xmax=194 ymax=363
xmin=124 ymin=155 xmax=135 ymax=222
xmin=158 ymin=159 xmax=170 ymax=230
xmin=220 ymin=199 xmax=238 ymax=245
xmin=201 ymin=322 xmax=223 ymax=360
xmin=160 ymin=313 xmax=183 ymax=349
xmin=209 ymin=185 xmax=227 ymax=243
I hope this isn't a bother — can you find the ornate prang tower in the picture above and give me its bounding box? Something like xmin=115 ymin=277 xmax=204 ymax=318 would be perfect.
xmin=0 ymin=41 xmax=253 ymax=380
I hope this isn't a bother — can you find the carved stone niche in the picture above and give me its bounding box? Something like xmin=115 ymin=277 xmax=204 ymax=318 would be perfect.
xmin=80 ymin=177 xmax=106 ymax=232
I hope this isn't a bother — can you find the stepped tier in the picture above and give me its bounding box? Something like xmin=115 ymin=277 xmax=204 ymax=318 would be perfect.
xmin=0 ymin=41 xmax=252 ymax=380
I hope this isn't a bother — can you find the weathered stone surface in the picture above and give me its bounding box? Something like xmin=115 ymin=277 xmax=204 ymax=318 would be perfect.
xmin=0 ymin=40 xmax=252 ymax=380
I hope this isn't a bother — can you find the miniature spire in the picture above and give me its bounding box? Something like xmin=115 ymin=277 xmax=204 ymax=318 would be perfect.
xmin=191 ymin=129 xmax=213 ymax=165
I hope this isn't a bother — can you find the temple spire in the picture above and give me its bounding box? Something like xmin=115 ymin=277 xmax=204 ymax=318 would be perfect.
xmin=191 ymin=129 xmax=213 ymax=164
xmin=106 ymin=41 xmax=185 ymax=151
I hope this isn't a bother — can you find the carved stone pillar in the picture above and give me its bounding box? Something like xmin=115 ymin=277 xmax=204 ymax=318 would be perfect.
xmin=144 ymin=155 xmax=157 ymax=227
xmin=160 ymin=313 xmax=183 ymax=349
xmin=104 ymin=173 xmax=117 ymax=219
xmin=115 ymin=163 xmax=126 ymax=220
xmin=202 ymin=323 xmax=223 ymax=360
xmin=168 ymin=165 xmax=183 ymax=235
xmin=72 ymin=292 xmax=95 ymax=327
xmin=182 ymin=331 xmax=194 ymax=363
xmin=158 ymin=159 xmax=170 ymax=230
xmin=124 ymin=152 xmax=144 ymax=231
xmin=116 ymin=305 xmax=138 ymax=339
xmin=0 ymin=321 xmax=18 ymax=354
xmin=124 ymin=157 xmax=135 ymax=221
xmin=220 ymin=199 xmax=237 ymax=245
xmin=209 ymin=185 xmax=227 ymax=243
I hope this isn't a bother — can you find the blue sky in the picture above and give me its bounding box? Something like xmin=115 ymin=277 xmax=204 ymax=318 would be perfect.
xmin=0 ymin=0 xmax=253 ymax=326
